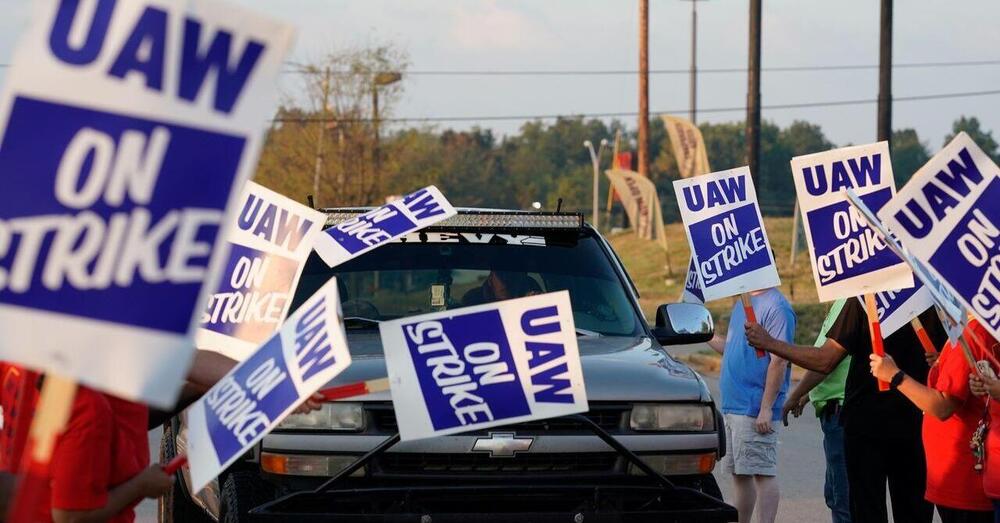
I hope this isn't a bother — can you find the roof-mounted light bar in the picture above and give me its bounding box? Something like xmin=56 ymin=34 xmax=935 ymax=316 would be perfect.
xmin=322 ymin=209 xmax=584 ymax=230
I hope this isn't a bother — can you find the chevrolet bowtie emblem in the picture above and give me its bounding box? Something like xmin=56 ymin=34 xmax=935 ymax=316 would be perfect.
xmin=471 ymin=432 xmax=534 ymax=458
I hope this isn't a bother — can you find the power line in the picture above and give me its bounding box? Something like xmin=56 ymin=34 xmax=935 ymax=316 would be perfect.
xmin=270 ymin=88 xmax=1000 ymax=124
xmin=282 ymin=59 xmax=1000 ymax=76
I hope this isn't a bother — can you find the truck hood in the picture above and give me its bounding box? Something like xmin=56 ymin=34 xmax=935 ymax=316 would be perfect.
xmin=327 ymin=333 xmax=710 ymax=403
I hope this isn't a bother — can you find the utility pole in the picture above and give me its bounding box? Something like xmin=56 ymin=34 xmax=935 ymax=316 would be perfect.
xmin=638 ymin=0 xmax=650 ymax=176
xmin=584 ymin=139 xmax=609 ymax=230
xmin=681 ymin=0 xmax=708 ymax=123
xmin=745 ymin=0 xmax=762 ymax=185
xmin=878 ymin=0 xmax=893 ymax=145
xmin=313 ymin=66 xmax=331 ymax=206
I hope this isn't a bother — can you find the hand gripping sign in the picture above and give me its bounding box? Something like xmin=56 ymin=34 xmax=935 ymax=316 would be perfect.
xmin=198 ymin=182 xmax=326 ymax=360
xmin=790 ymin=142 xmax=914 ymax=302
xmin=673 ymin=167 xmax=780 ymax=302
xmin=879 ymin=133 xmax=1000 ymax=342
xmin=679 ymin=257 xmax=705 ymax=304
xmin=186 ymin=277 xmax=350 ymax=492
xmin=379 ymin=291 xmax=588 ymax=441
xmin=313 ymin=186 xmax=457 ymax=267
xmin=0 ymin=0 xmax=293 ymax=406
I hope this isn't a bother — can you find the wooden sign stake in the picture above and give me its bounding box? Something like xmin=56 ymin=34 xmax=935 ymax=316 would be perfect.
xmin=909 ymin=316 xmax=939 ymax=356
xmin=863 ymin=294 xmax=889 ymax=392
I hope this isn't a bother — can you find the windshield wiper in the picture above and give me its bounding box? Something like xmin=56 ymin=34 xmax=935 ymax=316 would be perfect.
xmin=344 ymin=316 xmax=381 ymax=329
xmin=575 ymin=328 xmax=602 ymax=338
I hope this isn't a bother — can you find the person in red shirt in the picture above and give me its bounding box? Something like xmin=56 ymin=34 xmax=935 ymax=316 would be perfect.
xmin=870 ymin=320 xmax=994 ymax=522
xmin=968 ymin=329 xmax=1000 ymax=522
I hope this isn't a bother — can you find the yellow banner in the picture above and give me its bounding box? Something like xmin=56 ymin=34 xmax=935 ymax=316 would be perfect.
xmin=604 ymin=168 xmax=668 ymax=250
xmin=662 ymin=115 xmax=711 ymax=178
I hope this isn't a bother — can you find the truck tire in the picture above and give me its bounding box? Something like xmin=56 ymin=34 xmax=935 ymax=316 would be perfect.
xmin=220 ymin=470 xmax=275 ymax=523
xmin=158 ymin=423 xmax=213 ymax=523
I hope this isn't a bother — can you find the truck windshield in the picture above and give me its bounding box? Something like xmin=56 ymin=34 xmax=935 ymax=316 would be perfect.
xmin=289 ymin=230 xmax=643 ymax=337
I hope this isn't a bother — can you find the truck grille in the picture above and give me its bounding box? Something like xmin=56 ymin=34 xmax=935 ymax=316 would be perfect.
xmin=374 ymin=452 xmax=620 ymax=475
xmin=366 ymin=403 xmax=629 ymax=434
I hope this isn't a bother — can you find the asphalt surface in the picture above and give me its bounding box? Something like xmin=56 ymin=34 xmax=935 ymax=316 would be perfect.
xmin=134 ymin=344 xmax=928 ymax=523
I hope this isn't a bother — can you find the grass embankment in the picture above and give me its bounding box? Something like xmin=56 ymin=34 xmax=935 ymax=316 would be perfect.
xmin=607 ymin=216 xmax=831 ymax=348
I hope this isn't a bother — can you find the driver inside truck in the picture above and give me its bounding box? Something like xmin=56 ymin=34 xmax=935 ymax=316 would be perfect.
xmin=461 ymin=270 xmax=542 ymax=306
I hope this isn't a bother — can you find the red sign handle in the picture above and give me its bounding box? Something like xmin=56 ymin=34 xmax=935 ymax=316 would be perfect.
xmin=741 ymin=293 xmax=764 ymax=358
xmin=863 ymin=294 xmax=890 ymax=392
xmin=163 ymin=454 xmax=188 ymax=475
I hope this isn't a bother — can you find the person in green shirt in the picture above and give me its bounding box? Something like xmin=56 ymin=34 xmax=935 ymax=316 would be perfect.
xmin=782 ymin=299 xmax=851 ymax=523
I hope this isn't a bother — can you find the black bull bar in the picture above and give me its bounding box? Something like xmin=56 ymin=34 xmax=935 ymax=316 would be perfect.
xmin=249 ymin=414 xmax=738 ymax=522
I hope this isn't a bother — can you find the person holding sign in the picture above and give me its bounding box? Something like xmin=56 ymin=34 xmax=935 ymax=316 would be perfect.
xmin=747 ymin=302 xmax=946 ymax=523
xmin=869 ymin=319 xmax=993 ymax=522
xmin=706 ymin=288 xmax=795 ymax=523
xmin=967 ymin=329 xmax=1000 ymax=520
xmin=12 ymin=385 xmax=172 ymax=523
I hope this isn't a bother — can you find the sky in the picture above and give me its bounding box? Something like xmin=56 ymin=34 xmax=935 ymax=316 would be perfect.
xmin=0 ymin=0 xmax=997 ymax=150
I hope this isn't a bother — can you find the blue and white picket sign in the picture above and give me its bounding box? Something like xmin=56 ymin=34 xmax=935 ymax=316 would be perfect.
xmin=673 ymin=167 xmax=780 ymax=301
xmin=845 ymin=188 xmax=965 ymax=341
xmin=0 ymin=0 xmax=293 ymax=406
xmin=879 ymin=133 xmax=1000 ymax=340
xmin=679 ymin=257 xmax=705 ymax=304
xmin=790 ymin=143 xmax=914 ymax=302
xmin=313 ymin=186 xmax=457 ymax=267
xmin=186 ymin=276 xmax=350 ymax=492
xmin=379 ymin=291 xmax=588 ymax=441
xmin=197 ymin=182 xmax=326 ymax=360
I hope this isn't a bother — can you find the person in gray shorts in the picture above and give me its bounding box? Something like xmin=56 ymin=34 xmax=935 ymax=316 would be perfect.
xmin=707 ymin=288 xmax=796 ymax=523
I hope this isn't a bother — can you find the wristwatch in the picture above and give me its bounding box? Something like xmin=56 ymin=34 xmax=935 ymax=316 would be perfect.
xmin=889 ymin=370 xmax=906 ymax=390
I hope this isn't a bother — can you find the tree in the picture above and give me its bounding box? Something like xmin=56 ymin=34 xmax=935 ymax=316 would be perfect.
xmin=890 ymin=129 xmax=930 ymax=186
xmin=945 ymin=116 xmax=999 ymax=163
xmin=255 ymin=43 xmax=409 ymax=207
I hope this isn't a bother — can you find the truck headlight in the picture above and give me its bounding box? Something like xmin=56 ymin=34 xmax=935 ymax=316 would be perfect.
xmin=278 ymin=402 xmax=365 ymax=431
xmin=629 ymin=404 xmax=714 ymax=431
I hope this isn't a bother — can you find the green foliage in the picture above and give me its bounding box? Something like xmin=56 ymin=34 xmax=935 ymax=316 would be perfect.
xmin=945 ymin=116 xmax=1000 ymax=162
xmin=890 ymin=128 xmax=931 ymax=186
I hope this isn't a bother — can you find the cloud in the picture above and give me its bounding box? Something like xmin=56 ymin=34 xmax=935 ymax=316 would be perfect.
xmin=448 ymin=1 xmax=556 ymax=52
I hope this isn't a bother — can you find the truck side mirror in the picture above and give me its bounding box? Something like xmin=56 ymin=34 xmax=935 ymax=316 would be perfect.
xmin=651 ymin=303 xmax=714 ymax=345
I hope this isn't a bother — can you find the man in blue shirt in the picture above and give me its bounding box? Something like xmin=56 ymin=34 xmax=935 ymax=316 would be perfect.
xmin=707 ymin=287 xmax=796 ymax=523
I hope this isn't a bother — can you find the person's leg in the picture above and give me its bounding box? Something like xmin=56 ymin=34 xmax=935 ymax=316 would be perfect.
xmin=754 ymin=474 xmax=780 ymax=523
xmin=843 ymin=430 xmax=889 ymax=523
xmin=821 ymin=411 xmax=851 ymax=523
xmin=885 ymin=434 xmax=933 ymax=523
xmin=729 ymin=413 xmax=779 ymax=523
xmin=994 ymin=500 xmax=1000 ymax=523
xmin=724 ymin=414 xmax=758 ymax=523
xmin=732 ymin=473 xmax=758 ymax=523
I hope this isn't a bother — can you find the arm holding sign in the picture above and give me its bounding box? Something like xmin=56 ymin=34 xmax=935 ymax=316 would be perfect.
xmin=746 ymin=324 xmax=848 ymax=374
xmin=870 ymin=354 xmax=959 ymax=420
xmin=51 ymin=466 xmax=172 ymax=523
xmin=755 ymin=303 xmax=795 ymax=434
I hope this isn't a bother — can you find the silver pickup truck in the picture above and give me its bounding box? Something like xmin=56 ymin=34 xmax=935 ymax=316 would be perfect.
xmin=160 ymin=209 xmax=730 ymax=522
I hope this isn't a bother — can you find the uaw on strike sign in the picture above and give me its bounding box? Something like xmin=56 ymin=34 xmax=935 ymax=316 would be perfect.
xmin=790 ymin=142 xmax=914 ymax=302
xmin=198 ymin=182 xmax=325 ymax=361
xmin=0 ymin=0 xmax=293 ymax=406
xmin=187 ymin=277 xmax=350 ymax=492
xmin=314 ymin=186 xmax=456 ymax=268
xmin=380 ymin=291 xmax=588 ymax=441
xmin=880 ymin=133 xmax=1000 ymax=340
xmin=673 ymin=167 xmax=780 ymax=301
